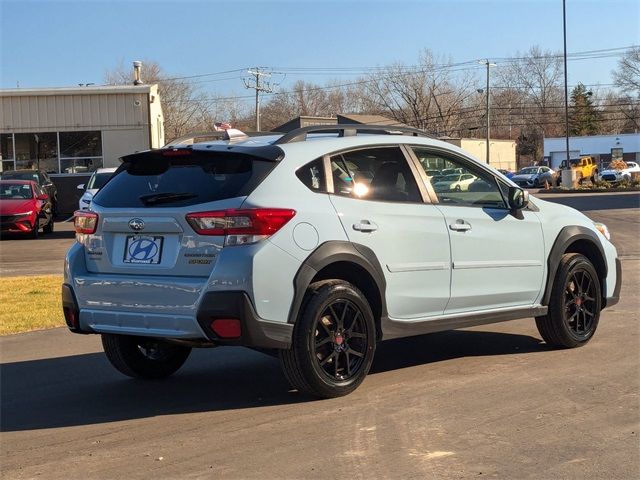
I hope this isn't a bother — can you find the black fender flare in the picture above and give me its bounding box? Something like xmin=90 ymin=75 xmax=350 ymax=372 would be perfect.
xmin=542 ymin=225 xmax=607 ymax=306
xmin=287 ymin=241 xmax=388 ymax=325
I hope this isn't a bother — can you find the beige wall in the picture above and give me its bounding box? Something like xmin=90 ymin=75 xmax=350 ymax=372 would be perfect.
xmin=1 ymin=85 xmax=165 ymax=168
xmin=0 ymin=92 xmax=150 ymax=133
xmin=102 ymin=129 xmax=150 ymax=168
xmin=446 ymin=138 xmax=516 ymax=171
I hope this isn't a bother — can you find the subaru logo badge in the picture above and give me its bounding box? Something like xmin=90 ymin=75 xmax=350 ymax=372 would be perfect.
xmin=129 ymin=218 xmax=145 ymax=231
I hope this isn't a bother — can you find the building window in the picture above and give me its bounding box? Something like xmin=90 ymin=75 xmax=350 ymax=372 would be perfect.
xmin=14 ymin=132 xmax=58 ymax=173
xmin=1 ymin=133 xmax=15 ymax=172
xmin=611 ymin=148 xmax=623 ymax=161
xmin=59 ymin=131 xmax=103 ymax=173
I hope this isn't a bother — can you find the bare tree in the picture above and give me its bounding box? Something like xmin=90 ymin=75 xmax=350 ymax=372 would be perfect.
xmin=613 ymin=47 xmax=640 ymax=96
xmin=105 ymin=60 xmax=207 ymax=143
xmin=497 ymin=46 xmax=565 ymax=160
xmin=363 ymin=50 xmax=475 ymax=135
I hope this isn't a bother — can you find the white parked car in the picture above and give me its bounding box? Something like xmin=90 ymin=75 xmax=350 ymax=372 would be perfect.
xmin=77 ymin=168 xmax=117 ymax=210
xmin=432 ymin=173 xmax=477 ymax=192
xmin=598 ymin=161 xmax=640 ymax=184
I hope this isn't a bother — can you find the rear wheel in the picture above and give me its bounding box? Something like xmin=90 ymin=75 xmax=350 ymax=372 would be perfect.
xmin=101 ymin=334 xmax=191 ymax=379
xmin=536 ymin=253 xmax=601 ymax=348
xmin=279 ymin=280 xmax=376 ymax=398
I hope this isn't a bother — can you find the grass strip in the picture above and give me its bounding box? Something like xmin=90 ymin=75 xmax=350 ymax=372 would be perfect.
xmin=0 ymin=275 xmax=64 ymax=335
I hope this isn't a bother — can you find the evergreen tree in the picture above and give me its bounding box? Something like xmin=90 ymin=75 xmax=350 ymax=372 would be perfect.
xmin=569 ymin=83 xmax=599 ymax=136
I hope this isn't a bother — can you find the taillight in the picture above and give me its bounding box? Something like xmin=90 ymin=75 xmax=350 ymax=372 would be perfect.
xmin=74 ymin=210 xmax=98 ymax=234
xmin=186 ymin=208 xmax=296 ymax=246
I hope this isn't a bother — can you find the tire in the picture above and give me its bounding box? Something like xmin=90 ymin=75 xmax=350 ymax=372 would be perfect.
xmin=101 ymin=334 xmax=191 ymax=379
xmin=43 ymin=217 xmax=54 ymax=234
xmin=454 ymin=185 xmax=461 ymax=191
xmin=535 ymin=253 xmax=601 ymax=348
xmin=279 ymin=280 xmax=377 ymax=398
xmin=30 ymin=219 xmax=39 ymax=239
xmin=533 ymin=179 xmax=540 ymax=188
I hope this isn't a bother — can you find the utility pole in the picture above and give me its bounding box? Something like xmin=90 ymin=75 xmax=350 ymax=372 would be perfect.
xmin=478 ymin=60 xmax=496 ymax=164
xmin=243 ymin=68 xmax=272 ymax=132
xmin=562 ymin=0 xmax=571 ymax=167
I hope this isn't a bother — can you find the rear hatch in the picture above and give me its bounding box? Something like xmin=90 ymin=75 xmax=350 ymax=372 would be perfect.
xmin=85 ymin=145 xmax=281 ymax=276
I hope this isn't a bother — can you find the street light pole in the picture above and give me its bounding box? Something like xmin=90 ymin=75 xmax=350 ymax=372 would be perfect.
xmin=479 ymin=60 xmax=496 ymax=164
xmin=563 ymin=0 xmax=571 ymax=167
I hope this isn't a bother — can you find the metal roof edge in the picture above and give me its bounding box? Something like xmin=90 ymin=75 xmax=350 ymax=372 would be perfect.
xmin=0 ymin=84 xmax=157 ymax=97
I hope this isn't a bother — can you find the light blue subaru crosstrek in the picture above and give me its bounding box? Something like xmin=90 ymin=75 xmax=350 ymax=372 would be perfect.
xmin=63 ymin=125 xmax=622 ymax=398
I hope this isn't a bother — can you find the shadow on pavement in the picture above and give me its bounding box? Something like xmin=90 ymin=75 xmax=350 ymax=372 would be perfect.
xmin=1 ymin=329 xmax=546 ymax=432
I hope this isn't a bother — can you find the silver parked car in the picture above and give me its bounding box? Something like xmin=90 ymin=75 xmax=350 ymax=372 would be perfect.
xmin=64 ymin=125 xmax=621 ymax=398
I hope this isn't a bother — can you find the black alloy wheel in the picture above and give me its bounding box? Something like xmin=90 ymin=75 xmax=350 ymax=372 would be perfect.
xmin=312 ymin=299 xmax=368 ymax=382
xmin=280 ymin=280 xmax=376 ymax=398
xmin=536 ymin=253 xmax=601 ymax=348
xmin=562 ymin=268 xmax=598 ymax=339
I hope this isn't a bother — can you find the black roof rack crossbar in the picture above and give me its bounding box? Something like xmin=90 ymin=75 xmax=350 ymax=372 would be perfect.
xmin=273 ymin=124 xmax=435 ymax=145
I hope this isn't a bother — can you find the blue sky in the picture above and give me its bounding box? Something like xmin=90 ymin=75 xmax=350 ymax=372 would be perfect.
xmin=1 ymin=0 xmax=638 ymax=106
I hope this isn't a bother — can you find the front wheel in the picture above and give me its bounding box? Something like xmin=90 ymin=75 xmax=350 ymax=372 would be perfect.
xmin=279 ymin=280 xmax=376 ymax=398
xmin=101 ymin=334 xmax=191 ymax=379
xmin=43 ymin=217 xmax=54 ymax=234
xmin=535 ymin=253 xmax=601 ymax=348
xmin=30 ymin=219 xmax=39 ymax=239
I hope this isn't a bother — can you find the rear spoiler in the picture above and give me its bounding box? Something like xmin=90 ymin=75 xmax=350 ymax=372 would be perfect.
xmin=118 ymin=145 xmax=285 ymax=175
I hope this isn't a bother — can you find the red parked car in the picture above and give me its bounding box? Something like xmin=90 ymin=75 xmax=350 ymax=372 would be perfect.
xmin=0 ymin=180 xmax=54 ymax=238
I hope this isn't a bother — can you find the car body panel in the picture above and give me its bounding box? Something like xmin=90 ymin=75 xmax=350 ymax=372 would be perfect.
xmin=436 ymin=205 xmax=545 ymax=313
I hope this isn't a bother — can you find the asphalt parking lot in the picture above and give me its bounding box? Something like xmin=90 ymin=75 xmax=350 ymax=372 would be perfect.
xmin=1 ymin=192 xmax=639 ymax=479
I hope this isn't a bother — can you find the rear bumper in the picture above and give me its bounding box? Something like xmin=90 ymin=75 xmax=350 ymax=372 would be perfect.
xmin=196 ymin=291 xmax=292 ymax=349
xmin=604 ymin=257 xmax=622 ymax=308
xmin=63 ymin=283 xmax=292 ymax=349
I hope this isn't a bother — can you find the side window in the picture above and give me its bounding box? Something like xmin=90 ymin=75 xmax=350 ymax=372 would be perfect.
xmin=296 ymin=158 xmax=326 ymax=192
xmin=330 ymin=147 xmax=421 ymax=203
xmin=411 ymin=146 xmax=507 ymax=208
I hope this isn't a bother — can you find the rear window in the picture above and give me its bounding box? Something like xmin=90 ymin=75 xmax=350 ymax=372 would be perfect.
xmin=93 ymin=155 xmax=276 ymax=208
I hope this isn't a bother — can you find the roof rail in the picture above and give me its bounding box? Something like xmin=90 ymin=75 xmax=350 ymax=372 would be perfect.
xmin=273 ymin=124 xmax=434 ymax=145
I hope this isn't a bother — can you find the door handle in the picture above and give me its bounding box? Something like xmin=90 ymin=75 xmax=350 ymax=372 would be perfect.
xmin=353 ymin=220 xmax=378 ymax=232
xmin=449 ymin=220 xmax=471 ymax=232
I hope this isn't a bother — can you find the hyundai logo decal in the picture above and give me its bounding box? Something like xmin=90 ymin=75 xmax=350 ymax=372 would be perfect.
xmin=129 ymin=218 xmax=145 ymax=231
xmin=128 ymin=237 xmax=158 ymax=261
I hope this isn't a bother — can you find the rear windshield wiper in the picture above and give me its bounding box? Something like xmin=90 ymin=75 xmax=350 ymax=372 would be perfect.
xmin=139 ymin=192 xmax=198 ymax=206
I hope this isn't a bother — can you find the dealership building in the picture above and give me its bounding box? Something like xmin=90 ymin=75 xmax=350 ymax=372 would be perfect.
xmin=0 ymin=84 xmax=164 ymax=213
xmin=544 ymin=133 xmax=640 ymax=169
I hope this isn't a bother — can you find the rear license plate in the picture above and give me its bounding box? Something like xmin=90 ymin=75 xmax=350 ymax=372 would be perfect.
xmin=123 ymin=235 xmax=164 ymax=264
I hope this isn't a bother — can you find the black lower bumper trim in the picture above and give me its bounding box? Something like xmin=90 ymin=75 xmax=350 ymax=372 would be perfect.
xmin=196 ymin=291 xmax=292 ymax=349
xmin=62 ymin=283 xmax=93 ymax=334
xmin=604 ymin=257 xmax=622 ymax=308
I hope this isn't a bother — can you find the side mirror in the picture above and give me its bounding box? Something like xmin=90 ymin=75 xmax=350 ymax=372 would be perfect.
xmin=37 ymin=194 xmax=49 ymax=201
xmin=77 ymin=184 xmax=85 ymax=190
xmin=508 ymin=186 xmax=529 ymax=211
